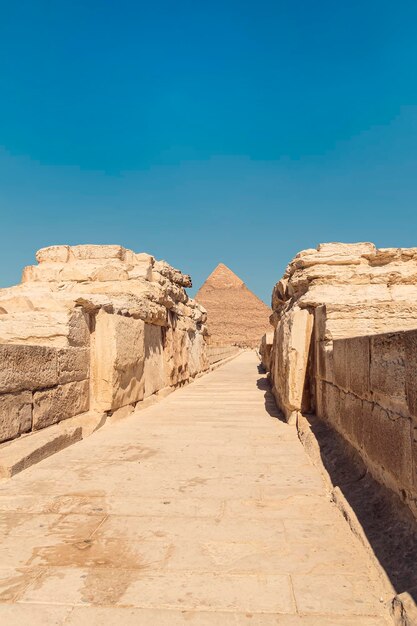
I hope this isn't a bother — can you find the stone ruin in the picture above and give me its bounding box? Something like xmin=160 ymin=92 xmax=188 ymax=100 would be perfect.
xmin=264 ymin=242 xmax=417 ymax=519
xmin=0 ymin=244 xmax=210 ymax=472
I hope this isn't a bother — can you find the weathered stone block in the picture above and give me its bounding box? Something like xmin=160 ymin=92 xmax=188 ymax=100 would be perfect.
xmin=92 ymin=310 xmax=145 ymax=411
xmin=21 ymin=263 xmax=62 ymax=282
xmin=286 ymin=307 xmax=314 ymax=413
xmin=69 ymin=245 xmax=124 ymax=261
xmin=412 ymin=424 xmax=417 ymax=500
xmin=260 ymin=332 xmax=273 ymax=372
xmin=346 ymin=336 xmax=370 ymax=398
xmin=363 ymin=404 xmax=413 ymax=491
xmin=339 ymin=391 xmax=364 ymax=449
xmin=404 ymin=330 xmax=417 ymax=419
xmin=317 ymin=381 xmax=341 ymax=427
xmin=315 ymin=340 xmax=334 ymax=383
xmin=128 ymin=262 xmax=153 ymax=281
xmin=143 ymin=324 xmax=165 ymax=398
xmin=0 ymin=391 xmax=32 ymax=443
xmin=0 ymin=345 xmax=58 ymax=393
xmin=0 ymin=310 xmax=89 ymax=348
xmin=33 ymin=380 xmax=89 ymax=430
xmin=92 ymin=264 xmax=129 ymax=282
xmin=36 ymin=245 xmax=70 ymax=264
xmin=68 ymin=310 xmax=90 ymax=347
xmin=187 ymin=330 xmax=207 ymax=378
xmin=60 ymin=262 xmax=128 ymax=283
xmin=371 ymin=333 xmax=406 ymax=414
xmin=57 ymin=348 xmax=89 ymax=384
xmin=163 ymin=326 xmax=189 ymax=387
xmin=315 ymin=379 xmax=325 ymax=418
xmin=314 ymin=305 xmax=327 ymax=343
xmin=333 ymin=340 xmax=347 ymax=390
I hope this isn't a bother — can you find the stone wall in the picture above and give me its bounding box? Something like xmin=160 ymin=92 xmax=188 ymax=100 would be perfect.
xmin=0 ymin=343 xmax=89 ymax=443
xmin=317 ymin=329 xmax=417 ymax=517
xmin=0 ymin=245 xmax=208 ymax=445
xmin=269 ymin=243 xmax=417 ymax=422
xmin=206 ymin=345 xmax=240 ymax=366
xmin=259 ymin=332 xmax=273 ymax=372
xmin=269 ymin=242 xmax=417 ymax=517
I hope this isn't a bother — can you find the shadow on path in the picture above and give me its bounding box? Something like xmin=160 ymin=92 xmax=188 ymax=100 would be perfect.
xmin=255 ymin=367 xmax=417 ymax=605
xmin=304 ymin=415 xmax=417 ymax=604
xmin=256 ymin=375 xmax=288 ymax=423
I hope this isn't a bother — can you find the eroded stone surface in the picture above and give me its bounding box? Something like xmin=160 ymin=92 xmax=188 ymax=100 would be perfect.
xmin=270 ymin=242 xmax=417 ymax=422
xmin=0 ymin=245 xmax=208 ymax=444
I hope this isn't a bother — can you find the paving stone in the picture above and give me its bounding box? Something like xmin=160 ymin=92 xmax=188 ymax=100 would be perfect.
xmin=0 ymin=353 xmax=392 ymax=623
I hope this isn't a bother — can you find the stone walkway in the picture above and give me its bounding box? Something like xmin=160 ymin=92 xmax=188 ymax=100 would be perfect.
xmin=0 ymin=352 xmax=392 ymax=624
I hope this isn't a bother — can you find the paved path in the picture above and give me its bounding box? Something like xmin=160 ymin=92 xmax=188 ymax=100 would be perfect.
xmin=0 ymin=352 xmax=391 ymax=625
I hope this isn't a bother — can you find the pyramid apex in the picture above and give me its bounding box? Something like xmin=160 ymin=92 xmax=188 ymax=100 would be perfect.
xmin=202 ymin=263 xmax=245 ymax=290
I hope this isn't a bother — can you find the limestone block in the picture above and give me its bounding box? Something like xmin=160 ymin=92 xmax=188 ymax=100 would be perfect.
xmin=271 ymin=306 xmax=314 ymax=418
xmin=58 ymin=261 xmax=128 ymax=283
xmin=92 ymin=264 xmax=129 ymax=282
xmin=339 ymin=392 xmax=365 ymax=449
xmin=153 ymin=260 xmax=192 ymax=288
xmin=0 ymin=391 xmax=32 ymax=443
xmin=36 ymin=245 xmax=70 ymax=264
xmin=0 ymin=295 xmax=35 ymax=313
xmin=363 ymin=404 xmax=413 ymax=493
xmin=328 ymin=383 xmax=342 ymax=426
xmin=163 ymin=327 xmax=189 ymax=387
xmin=321 ymin=301 xmax=417 ymax=340
xmin=0 ymin=309 xmax=89 ymax=348
xmin=57 ymin=347 xmax=89 ymax=384
xmin=187 ymin=330 xmax=207 ymax=377
xmin=21 ymin=263 xmax=62 ymax=283
xmin=122 ymin=250 xmax=154 ymax=267
xmin=345 ymin=336 xmax=370 ymax=398
xmin=333 ymin=340 xmax=347 ymax=390
xmin=92 ymin=310 xmax=145 ymax=411
xmin=313 ymin=306 xmax=334 ymax=384
xmin=33 ymin=379 xmax=90 ymax=430
xmin=68 ymin=309 xmax=90 ymax=347
xmin=318 ymin=382 xmax=341 ymax=427
xmin=260 ymin=332 xmax=273 ymax=372
xmin=0 ymin=345 xmax=58 ymax=393
xmin=413 ymin=425 xmax=417 ymax=501
xmin=317 ymin=242 xmax=376 ymax=256
xmin=192 ymin=303 xmax=207 ymax=324
xmin=315 ymin=340 xmax=334 ymax=384
xmin=128 ymin=263 xmax=153 ymax=281
xmin=69 ymin=245 xmax=124 ymax=261
xmin=143 ymin=324 xmax=165 ymax=398
xmin=75 ymin=289 xmax=167 ymax=326
xmin=315 ymin=379 xmax=326 ymax=418
xmin=404 ymin=330 xmax=417 ymax=420
xmin=370 ymin=333 xmax=407 ymax=415
xmin=135 ymin=252 xmax=155 ymax=265
xmin=389 ymin=285 xmax=417 ymax=301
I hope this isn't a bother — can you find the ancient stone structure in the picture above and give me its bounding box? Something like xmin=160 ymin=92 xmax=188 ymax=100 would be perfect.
xmin=268 ymin=242 xmax=417 ymax=519
xmin=196 ymin=263 xmax=271 ymax=348
xmin=0 ymin=245 xmax=209 ymax=463
xmin=259 ymin=331 xmax=273 ymax=372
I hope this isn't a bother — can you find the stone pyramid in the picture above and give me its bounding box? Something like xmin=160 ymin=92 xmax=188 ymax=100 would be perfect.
xmin=195 ymin=263 xmax=272 ymax=348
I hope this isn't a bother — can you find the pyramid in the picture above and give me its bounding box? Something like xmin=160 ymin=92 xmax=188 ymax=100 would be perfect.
xmin=195 ymin=263 xmax=272 ymax=348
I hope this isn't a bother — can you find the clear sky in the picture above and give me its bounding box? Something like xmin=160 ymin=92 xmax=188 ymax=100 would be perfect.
xmin=1 ymin=1 xmax=417 ymax=304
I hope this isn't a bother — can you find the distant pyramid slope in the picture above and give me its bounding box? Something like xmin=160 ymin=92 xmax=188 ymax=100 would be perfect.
xmin=196 ymin=263 xmax=272 ymax=348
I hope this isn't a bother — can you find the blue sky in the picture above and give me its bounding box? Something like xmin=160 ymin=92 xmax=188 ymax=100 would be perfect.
xmin=1 ymin=1 xmax=417 ymax=303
